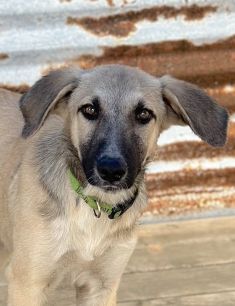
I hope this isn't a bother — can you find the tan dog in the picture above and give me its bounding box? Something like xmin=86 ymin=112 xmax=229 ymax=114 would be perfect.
xmin=0 ymin=65 xmax=228 ymax=306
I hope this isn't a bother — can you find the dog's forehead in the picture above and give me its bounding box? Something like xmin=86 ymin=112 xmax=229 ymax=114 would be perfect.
xmin=80 ymin=65 xmax=160 ymax=97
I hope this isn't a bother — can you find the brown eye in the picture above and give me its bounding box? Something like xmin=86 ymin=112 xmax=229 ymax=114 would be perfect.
xmin=84 ymin=105 xmax=95 ymax=115
xmin=135 ymin=108 xmax=153 ymax=124
xmin=80 ymin=104 xmax=99 ymax=120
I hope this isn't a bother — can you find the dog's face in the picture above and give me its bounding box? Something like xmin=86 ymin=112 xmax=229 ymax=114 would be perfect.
xmin=68 ymin=66 xmax=164 ymax=191
xmin=20 ymin=65 xmax=228 ymax=192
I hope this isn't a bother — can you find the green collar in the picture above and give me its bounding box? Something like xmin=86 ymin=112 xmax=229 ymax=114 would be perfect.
xmin=68 ymin=169 xmax=138 ymax=219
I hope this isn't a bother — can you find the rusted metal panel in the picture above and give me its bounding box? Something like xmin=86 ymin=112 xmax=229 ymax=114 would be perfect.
xmin=0 ymin=0 xmax=235 ymax=87
xmin=0 ymin=0 xmax=235 ymax=218
xmin=67 ymin=5 xmax=218 ymax=38
xmin=77 ymin=37 xmax=235 ymax=90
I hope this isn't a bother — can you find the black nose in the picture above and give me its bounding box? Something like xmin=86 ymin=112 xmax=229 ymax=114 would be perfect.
xmin=96 ymin=156 xmax=127 ymax=183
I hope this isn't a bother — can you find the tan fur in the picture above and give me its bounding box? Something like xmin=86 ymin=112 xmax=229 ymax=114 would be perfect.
xmin=0 ymin=65 xmax=228 ymax=306
xmin=0 ymin=90 xmax=139 ymax=306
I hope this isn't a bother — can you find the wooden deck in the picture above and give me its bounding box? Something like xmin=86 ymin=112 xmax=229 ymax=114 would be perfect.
xmin=1 ymin=216 xmax=235 ymax=305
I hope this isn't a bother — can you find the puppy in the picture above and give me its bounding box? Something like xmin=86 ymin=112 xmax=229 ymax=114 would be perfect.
xmin=0 ymin=65 xmax=228 ymax=306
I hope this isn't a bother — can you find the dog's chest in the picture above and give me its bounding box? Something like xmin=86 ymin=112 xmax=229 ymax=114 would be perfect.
xmin=51 ymin=206 xmax=116 ymax=262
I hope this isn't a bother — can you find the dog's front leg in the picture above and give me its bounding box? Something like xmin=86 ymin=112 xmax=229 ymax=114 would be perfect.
xmin=6 ymin=243 xmax=58 ymax=306
xmin=75 ymin=236 xmax=137 ymax=306
xmin=6 ymin=224 xmax=58 ymax=306
xmin=7 ymin=260 xmax=48 ymax=306
xmin=7 ymin=277 xmax=45 ymax=306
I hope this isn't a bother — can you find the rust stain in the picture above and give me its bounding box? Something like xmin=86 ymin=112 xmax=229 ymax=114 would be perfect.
xmin=205 ymin=86 xmax=235 ymax=114
xmin=146 ymin=168 xmax=235 ymax=193
xmin=106 ymin=0 xmax=114 ymax=6
xmin=0 ymin=53 xmax=9 ymax=60
xmin=144 ymin=120 xmax=235 ymax=216
xmin=145 ymin=195 xmax=235 ymax=216
xmin=41 ymin=63 xmax=68 ymax=76
xmin=156 ymin=123 xmax=235 ymax=162
xmin=59 ymin=0 xmax=72 ymax=3
xmin=67 ymin=16 xmax=135 ymax=37
xmin=0 ymin=84 xmax=30 ymax=94
xmin=74 ymin=35 xmax=235 ymax=88
xmin=156 ymin=138 xmax=235 ymax=162
xmin=145 ymin=168 xmax=235 ymax=216
xmin=205 ymin=87 xmax=235 ymax=113
xmin=67 ymin=4 xmax=217 ymax=37
xmin=147 ymin=244 xmax=162 ymax=253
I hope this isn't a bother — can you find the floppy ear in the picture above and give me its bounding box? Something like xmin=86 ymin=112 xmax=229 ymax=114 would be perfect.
xmin=160 ymin=76 xmax=229 ymax=147
xmin=20 ymin=68 xmax=80 ymax=138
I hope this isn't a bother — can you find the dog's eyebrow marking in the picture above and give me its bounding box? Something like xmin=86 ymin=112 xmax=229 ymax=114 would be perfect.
xmin=136 ymin=100 xmax=145 ymax=110
xmin=91 ymin=96 xmax=100 ymax=107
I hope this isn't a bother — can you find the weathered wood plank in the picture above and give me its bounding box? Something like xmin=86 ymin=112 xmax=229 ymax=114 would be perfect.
xmin=137 ymin=216 xmax=235 ymax=245
xmin=118 ymin=291 xmax=235 ymax=306
xmin=118 ymin=263 xmax=235 ymax=302
xmin=125 ymin=216 xmax=235 ymax=273
xmin=0 ymin=286 xmax=7 ymax=306
xmin=126 ymin=235 xmax=235 ymax=273
xmin=1 ymin=285 xmax=235 ymax=306
xmin=2 ymin=286 xmax=235 ymax=306
xmin=0 ymin=244 xmax=7 ymax=288
xmin=46 ymin=288 xmax=76 ymax=306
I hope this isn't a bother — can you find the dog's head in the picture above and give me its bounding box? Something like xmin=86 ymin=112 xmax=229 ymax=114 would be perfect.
xmin=20 ymin=65 xmax=228 ymax=192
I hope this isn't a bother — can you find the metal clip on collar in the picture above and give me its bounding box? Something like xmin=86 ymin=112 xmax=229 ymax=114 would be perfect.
xmin=93 ymin=200 xmax=101 ymax=218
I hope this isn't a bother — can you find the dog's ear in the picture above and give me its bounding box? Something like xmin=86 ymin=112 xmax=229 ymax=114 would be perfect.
xmin=20 ymin=68 xmax=80 ymax=138
xmin=160 ymin=76 xmax=229 ymax=147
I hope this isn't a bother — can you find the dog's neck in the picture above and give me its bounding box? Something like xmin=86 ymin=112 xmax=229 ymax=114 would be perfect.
xmin=68 ymin=168 xmax=140 ymax=219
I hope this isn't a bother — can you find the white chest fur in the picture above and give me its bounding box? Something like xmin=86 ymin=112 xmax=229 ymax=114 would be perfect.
xmin=50 ymin=203 xmax=119 ymax=262
xmin=49 ymin=180 xmax=145 ymax=265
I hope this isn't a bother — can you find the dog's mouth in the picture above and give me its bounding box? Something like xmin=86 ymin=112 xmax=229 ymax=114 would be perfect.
xmin=85 ymin=177 xmax=129 ymax=193
xmin=99 ymin=184 xmax=122 ymax=192
xmin=83 ymin=166 xmax=142 ymax=193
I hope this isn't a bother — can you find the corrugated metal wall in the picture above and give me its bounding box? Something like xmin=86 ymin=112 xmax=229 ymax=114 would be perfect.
xmin=1 ymin=0 xmax=235 ymax=218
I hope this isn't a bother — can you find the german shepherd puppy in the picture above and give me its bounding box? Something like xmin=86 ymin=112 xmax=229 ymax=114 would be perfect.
xmin=0 ymin=65 xmax=228 ymax=306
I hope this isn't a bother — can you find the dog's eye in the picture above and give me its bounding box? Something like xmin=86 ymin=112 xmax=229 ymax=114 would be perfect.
xmin=81 ymin=104 xmax=99 ymax=120
xmin=135 ymin=108 xmax=153 ymax=124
